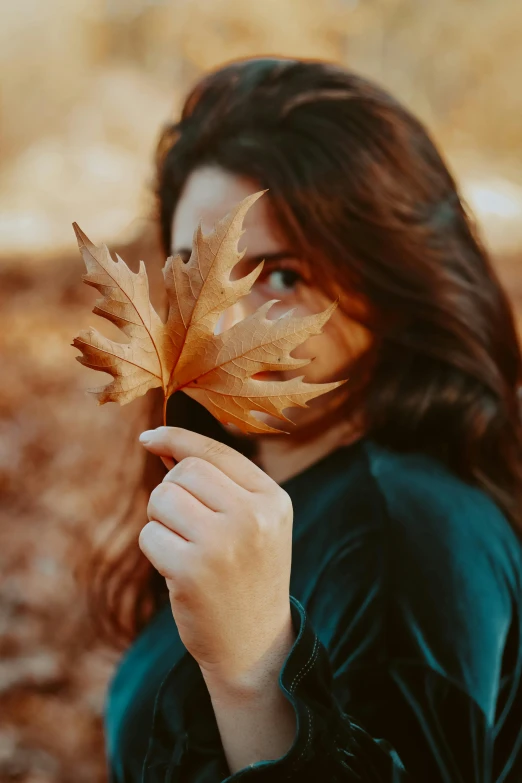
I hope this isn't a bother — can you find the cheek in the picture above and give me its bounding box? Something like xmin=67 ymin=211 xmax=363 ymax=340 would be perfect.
xmin=246 ymin=288 xmax=372 ymax=383
xmin=288 ymin=316 xmax=372 ymax=383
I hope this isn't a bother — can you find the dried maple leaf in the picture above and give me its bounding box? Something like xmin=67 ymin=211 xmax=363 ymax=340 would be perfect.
xmin=71 ymin=192 xmax=346 ymax=434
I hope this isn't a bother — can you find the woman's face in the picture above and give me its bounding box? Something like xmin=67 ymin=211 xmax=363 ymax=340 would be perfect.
xmin=171 ymin=166 xmax=372 ymax=432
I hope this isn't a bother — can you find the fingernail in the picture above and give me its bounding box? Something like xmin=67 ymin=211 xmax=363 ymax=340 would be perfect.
xmin=139 ymin=430 xmax=156 ymax=444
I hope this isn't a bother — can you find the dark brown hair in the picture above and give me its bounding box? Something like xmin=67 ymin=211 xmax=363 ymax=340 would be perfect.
xmin=83 ymin=57 xmax=522 ymax=648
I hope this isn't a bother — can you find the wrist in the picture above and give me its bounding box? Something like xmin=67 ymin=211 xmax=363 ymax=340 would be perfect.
xmin=203 ymin=608 xmax=298 ymax=775
xmin=202 ymin=609 xmax=296 ymax=701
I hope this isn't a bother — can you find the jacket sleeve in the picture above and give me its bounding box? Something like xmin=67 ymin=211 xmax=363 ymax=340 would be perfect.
xmin=141 ymin=595 xmax=409 ymax=783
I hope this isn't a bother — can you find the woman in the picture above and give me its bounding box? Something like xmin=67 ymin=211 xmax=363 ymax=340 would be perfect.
xmin=97 ymin=58 xmax=522 ymax=781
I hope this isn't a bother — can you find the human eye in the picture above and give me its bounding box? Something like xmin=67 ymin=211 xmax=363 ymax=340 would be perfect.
xmin=258 ymin=264 xmax=305 ymax=295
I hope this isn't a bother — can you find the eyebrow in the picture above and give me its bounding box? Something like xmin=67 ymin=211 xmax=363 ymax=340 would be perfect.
xmin=173 ymin=248 xmax=297 ymax=266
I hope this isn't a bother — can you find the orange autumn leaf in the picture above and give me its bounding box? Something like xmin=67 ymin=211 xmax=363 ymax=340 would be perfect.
xmin=71 ymin=192 xmax=346 ymax=434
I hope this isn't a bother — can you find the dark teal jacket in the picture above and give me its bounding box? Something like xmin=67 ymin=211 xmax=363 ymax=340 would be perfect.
xmin=105 ymin=440 xmax=522 ymax=781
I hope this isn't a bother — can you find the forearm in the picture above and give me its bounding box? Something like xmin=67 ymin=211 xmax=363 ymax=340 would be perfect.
xmin=202 ymin=616 xmax=297 ymax=774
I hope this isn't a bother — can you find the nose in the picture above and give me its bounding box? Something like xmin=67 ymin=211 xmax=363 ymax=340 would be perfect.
xmin=214 ymin=300 xmax=249 ymax=335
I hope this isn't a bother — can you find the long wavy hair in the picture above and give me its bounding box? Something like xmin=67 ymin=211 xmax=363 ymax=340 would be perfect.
xmin=80 ymin=57 xmax=522 ymax=649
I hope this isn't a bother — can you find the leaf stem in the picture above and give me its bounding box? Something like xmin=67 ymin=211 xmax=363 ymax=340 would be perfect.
xmin=163 ymin=394 xmax=168 ymax=426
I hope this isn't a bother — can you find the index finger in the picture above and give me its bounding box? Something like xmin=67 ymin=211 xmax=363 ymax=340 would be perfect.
xmin=139 ymin=426 xmax=269 ymax=492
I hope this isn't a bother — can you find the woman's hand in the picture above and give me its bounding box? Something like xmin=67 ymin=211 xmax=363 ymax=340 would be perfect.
xmin=138 ymin=426 xmax=295 ymax=692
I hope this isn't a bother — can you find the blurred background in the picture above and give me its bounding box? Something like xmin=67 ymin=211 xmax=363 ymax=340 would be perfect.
xmin=1 ymin=1 xmax=521 ymax=780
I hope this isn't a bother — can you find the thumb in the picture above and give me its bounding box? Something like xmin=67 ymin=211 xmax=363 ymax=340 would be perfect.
xmin=139 ymin=429 xmax=176 ymax=471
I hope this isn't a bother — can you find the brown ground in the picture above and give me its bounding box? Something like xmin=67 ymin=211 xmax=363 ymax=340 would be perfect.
xmin=0 ymin=229 xmax=166 ymax=783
